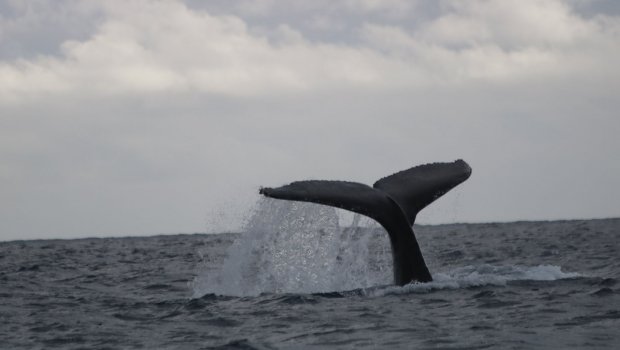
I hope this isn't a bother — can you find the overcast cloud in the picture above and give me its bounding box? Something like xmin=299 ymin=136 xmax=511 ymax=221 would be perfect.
xmin=1 ymin=0 xmax=619 ymax=240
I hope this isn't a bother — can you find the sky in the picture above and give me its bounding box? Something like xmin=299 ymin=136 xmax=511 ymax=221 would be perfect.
xmin=1 ymin=0 xmax=619 ymax=241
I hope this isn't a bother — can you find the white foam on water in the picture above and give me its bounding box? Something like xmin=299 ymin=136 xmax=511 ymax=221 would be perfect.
xmin=364 ymin=264 xmax=581 ymax=297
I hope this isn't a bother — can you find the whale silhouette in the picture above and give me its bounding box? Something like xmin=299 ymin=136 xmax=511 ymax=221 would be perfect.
xmin=259 ymin=159 xmax=472 ymax=286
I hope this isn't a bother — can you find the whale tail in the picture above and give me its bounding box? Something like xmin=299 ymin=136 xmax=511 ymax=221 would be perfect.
xmin=260 ymin=160 xmax=471 ymax=227
xmin=372 ymin=159 xmax=472 ymax=225
xmin=259 ymin=159 xmax=472 ymax=285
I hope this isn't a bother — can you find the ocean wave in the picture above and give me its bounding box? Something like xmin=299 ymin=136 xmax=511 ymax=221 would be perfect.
xmin=194 ymin=264 xmax=581 ymax=298
xmin=363 ymin=264 xmax=581 ymax=297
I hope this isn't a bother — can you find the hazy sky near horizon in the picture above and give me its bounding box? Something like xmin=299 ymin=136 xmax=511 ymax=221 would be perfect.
xmin=1 ymin=0 xmax=619 ymax=241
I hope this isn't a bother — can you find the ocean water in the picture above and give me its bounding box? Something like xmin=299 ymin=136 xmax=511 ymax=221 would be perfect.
xmin=1 ymin=199 xmax=619 ymax=349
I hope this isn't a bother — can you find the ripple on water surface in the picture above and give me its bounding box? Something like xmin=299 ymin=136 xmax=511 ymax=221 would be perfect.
xmin=1 ymin=214 xmax=619 ymax=349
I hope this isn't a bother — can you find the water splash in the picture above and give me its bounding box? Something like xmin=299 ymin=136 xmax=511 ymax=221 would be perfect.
xmin=192 ymin=200 xmax=582 ymax=298
xmin=192 ymin=198 xmax=391 ymax=297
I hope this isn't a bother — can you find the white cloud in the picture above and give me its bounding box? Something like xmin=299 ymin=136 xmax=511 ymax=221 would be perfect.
xmin=344 ymin=0 xmax=415 ymax=16
xmin=362 ymin=0 xmax=620 ymax=83
xmin=0 ymin=0 xmax=619 ymax=240
xmin=2 ymin=0 xmax=618 ymax=103
xmin=220 ymin=0 xmax=415 ymax=18
xmin=429 ymin=0 xmax=593 ymax=48
xmin=0 ymin=0 xmax=411 ymax=101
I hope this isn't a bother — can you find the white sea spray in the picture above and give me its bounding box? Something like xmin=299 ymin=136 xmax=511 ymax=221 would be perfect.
xmin=192 ymin=198 xmax=391 ymax=297
xmin=192 ymin=199 xmax=583 ymax=297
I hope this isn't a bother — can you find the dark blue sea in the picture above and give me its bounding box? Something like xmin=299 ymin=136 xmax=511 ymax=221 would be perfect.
xmin=2 ymin=200 xmax=619 ymax=349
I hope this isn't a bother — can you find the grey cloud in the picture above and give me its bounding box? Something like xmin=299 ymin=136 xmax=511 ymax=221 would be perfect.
xmin=0 ymin=0 xmax=103 ymax=60
xmin=0 ymin=0 xmax=619 ymax=240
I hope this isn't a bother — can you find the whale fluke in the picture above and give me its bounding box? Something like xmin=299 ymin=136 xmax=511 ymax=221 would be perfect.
xmin=373 ymin=159 xmax=472 ymax=225
xmin=260 ymin=181 xmax=394 ymax=226
xmin=259 ymin=160 xmax=472 ymax=286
